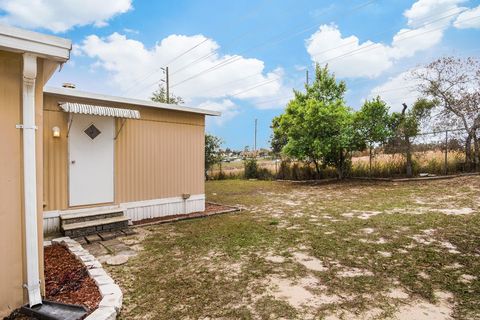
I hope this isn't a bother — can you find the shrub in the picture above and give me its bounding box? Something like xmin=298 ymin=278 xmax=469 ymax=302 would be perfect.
xmin=257 ymin=167 xmax=273 ymax=180
xmin=244 ymin=158 xmax=259 ymax=179
xmin=216 ymin=169 xmax=226 ymax=180
xmin=276 ymin=160 xmax=292 ymax=179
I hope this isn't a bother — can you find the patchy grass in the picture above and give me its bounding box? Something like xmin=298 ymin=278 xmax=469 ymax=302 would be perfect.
xmin=108 ymin=176 xmax=480 ymax=319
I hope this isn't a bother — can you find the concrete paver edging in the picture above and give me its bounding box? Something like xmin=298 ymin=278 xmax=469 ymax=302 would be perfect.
xmin=47 ymin=237 xmax=123 ymax=320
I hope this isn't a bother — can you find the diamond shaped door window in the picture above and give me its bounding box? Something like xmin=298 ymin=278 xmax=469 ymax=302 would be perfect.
xmin=84 ymin=124 xmax=101 ymax=140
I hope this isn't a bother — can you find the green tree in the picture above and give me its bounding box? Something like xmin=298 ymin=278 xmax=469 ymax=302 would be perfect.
xmin=389 ymin=99 xmax=435 ymax=177
xmin=151 ymin=85 xmax=184 ymax=104
xmin=205 ymin=133 xmax=222 ymax=179
xmin=354 ymin=97 xmax=392 ymax=175
xmin=274 ymin=64 xmax=358 ymax=179
xmin=270 ymin=115 xmax=288 ymax=156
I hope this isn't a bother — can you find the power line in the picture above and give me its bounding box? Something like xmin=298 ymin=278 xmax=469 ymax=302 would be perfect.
xmin=247 ymin=49 xmax=480 ymax=108
xmin=232 ymin=45 xmax=480 ymax=109
xmin=191 ymin=11 xmax=475 ymax=103
xmin=370 ymin=84 xmax=417 ymax=95
xmin=170 ymin=0 xmax=378 ymax=89
xmin=229 ymin=77 xmax=281 ymax=97
xmin=199 ymin=72 xmax=261 ymax=95
xmin=168 ymin=0 xmax=355 ymax=78
xmin=165 ymin=39 xmax=209 ymax=66
xmin=223 ymin=11 xmax=475 ymax=102
xmin=310 ymin=7 xmax=467 ymax=60
xmin=123 ymin=0 xmax=272 ymax=96
xmin=255 ymin=94 xmax=294 ymax=106
xmin=137 ymin=5 xmax=478 ymax=109
xmin=192 ymin=6 xmax=466 ymax=98
xmin=314 ymin=15 xmax=480 ymax=66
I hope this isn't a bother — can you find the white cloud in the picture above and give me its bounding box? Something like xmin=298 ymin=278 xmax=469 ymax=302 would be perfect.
xmin=254 ymin=94 xmax=293 ymax=110
xmin=367 ymin=70 xmax=422 ymax=112
xmin=306 ymin=24 xmax=392 ymax=78
xmin=388 ymin=25 xmax=445 ymax=60
xmin=404 ymin=0 xmax=465 ymax=27
xmin=123 ymin=28 xmax=139 ymax=34
xmin=78 ymin=32 xmax=286 ymax=114
xmin=454 ymin=5 xmax=480 ymax=29
xmin=306 ymin=0 xmax=468 ymax=79
xmin=0 ymin=0 xmax=132 ymax=33
xmin=198 ymin=99 xmax=239 ymax=125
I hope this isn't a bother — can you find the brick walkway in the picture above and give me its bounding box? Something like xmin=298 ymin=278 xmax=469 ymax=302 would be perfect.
xmin=80 ymin=228 xmax=150 ymax=265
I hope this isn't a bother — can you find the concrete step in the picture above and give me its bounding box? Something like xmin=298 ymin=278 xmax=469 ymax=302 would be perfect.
xmin=62 ymin=216 xmax=129 ymax=238
xmin=60 ymin=208 xmax=125 ymax=225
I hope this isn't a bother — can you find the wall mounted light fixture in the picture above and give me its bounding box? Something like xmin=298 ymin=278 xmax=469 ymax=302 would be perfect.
xmin=52 ymin=126 xmax=60 ymax=138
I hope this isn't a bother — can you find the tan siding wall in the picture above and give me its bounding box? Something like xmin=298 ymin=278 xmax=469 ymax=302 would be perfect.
xmin=43 ymin=108 xmax=69 ymax=211
xmin=0 ymin=52 xmax=46 ymax=317
xmin=115 ymin=117 xmax=205 ymax=203
xmin=43 ymin=95 xmax=205 ymax=211
xmin=0 ymin=51 xmax=24 ymax=318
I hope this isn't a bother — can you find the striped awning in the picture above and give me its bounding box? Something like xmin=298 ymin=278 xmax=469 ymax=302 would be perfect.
xmin=59 ymin=102 xmax=140 ymax=119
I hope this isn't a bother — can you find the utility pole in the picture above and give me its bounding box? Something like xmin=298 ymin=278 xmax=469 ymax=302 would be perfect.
xmin=306 ymin=69 xmax=309 ymax=86
xmin=254 ymin=118 xmax=258 ymax=153
xmin=161 ymin=66 xmax=170 ymax=103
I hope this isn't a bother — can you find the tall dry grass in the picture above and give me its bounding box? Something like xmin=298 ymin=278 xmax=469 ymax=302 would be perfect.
xmin=350 ymin=150 xmax=466 ymax=177
xmin=209 ymin=150 xmax=468 ymax=180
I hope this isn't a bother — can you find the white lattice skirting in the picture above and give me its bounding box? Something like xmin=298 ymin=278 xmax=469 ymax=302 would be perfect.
xmin=43 ymin=194 xmax=205 ymax=235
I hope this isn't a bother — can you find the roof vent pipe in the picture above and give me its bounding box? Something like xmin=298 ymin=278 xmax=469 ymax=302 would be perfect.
xmin=62 ymin=82 xmax=75 ymax=89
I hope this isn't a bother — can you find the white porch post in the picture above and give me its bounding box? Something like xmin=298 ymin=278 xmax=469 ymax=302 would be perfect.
xmin=21 ymin=53 xmax=42 ymax=307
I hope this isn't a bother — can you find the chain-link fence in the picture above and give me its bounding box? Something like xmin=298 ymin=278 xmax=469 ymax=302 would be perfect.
xmin=350 ymin=128 xmax=478 ymax=178
xmin=210 ymin=127 xmax=479 ymax=180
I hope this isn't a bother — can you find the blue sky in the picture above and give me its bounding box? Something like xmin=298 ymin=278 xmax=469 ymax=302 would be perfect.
xmin=1 ymin=0 xmax=479 ymax=149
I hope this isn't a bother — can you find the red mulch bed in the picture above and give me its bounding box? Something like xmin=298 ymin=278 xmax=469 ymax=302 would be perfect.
xmin=44 ymin=244 xmax=101 ymax=312
xmin=133 ymin=202 xmax=238 ymax=226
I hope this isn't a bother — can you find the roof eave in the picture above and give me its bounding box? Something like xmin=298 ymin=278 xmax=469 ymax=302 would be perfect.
xmin=44 ymin=86 xmax=221 ymax=116
xmin=0 ymin=24 xmax=71 ymax=61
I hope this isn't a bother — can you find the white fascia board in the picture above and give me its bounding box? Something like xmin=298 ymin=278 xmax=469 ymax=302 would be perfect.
xmin=44 ymin=86 xmax=221 ymax=116
xmin=0 ymin=24 xmax=71 ymax=61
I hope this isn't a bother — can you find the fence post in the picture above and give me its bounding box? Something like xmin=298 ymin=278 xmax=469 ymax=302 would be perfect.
xmin=444 ymin=130 xmax=448 ymax=175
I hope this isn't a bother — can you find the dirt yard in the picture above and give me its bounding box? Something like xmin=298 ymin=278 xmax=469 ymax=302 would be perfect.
xmin=106 ymin=176 xmax=480 ymax=319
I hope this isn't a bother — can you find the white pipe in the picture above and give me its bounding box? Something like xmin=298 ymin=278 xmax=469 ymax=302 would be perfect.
xmin=22 ymin=53 xmax=42 ymax=307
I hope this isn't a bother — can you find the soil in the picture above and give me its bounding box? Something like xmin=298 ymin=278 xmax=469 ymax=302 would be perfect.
xmin=4 ymin=244 xmax=101 ymax=319
xmin=44 ymin=244 xmax=101 ymax=311
xmin=132 ymin=202 xmax=238 ymax=226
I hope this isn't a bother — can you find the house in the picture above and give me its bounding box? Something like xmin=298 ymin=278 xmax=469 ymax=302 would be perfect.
xmin=42 ymin=85 xmax=219 ymax=235
xmin=0 ymin=25 xmax=219 ymax=317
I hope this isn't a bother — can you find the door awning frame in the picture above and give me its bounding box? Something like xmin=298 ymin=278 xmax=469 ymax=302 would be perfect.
xmin=59 ymin=102 xmax=141 ymax=119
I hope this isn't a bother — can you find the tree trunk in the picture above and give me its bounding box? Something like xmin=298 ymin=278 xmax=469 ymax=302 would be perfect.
xmin=473 ymin=132 xmax=480 ymax=171
xmin=465 ymin=134 xmax=473 ymax=171
xmin=336 ymin=150 xmax=345 ymax=180
xmin=336 ymin=168 xmax=343 ymax=180
xmin=405 ymin=136 xmax=413 ymax=178
xmin=313 ymin=159 xmax=321 ymax=178
xmin=369 ymin=146 xmax=373 ymax=177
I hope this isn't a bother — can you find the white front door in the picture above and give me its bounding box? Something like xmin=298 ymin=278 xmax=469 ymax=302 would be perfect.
xmin=69 ymin=114 xmax=114 ymax=206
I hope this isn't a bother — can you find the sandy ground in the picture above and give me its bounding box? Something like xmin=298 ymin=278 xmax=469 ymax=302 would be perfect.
xmin=95 ymin=176 xmax=480 ymax=319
